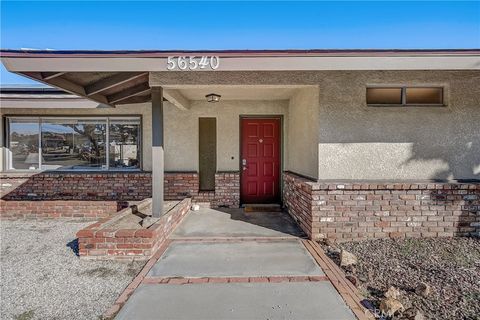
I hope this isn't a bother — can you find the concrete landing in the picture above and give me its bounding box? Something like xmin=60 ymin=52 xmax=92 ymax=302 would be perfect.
xmin=147 ymin=240 xmax=324 ymax=278
xmin=115 ymin=282 xmax=355 ymax=320
xmin=171 ymin=207 xmax=304 ymax=238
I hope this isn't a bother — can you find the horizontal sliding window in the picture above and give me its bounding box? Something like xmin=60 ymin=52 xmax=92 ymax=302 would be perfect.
xmin=7 ymin=117 xmax=141 ymax=171
xmin=367 ymin=86 xmax=444 ymax=106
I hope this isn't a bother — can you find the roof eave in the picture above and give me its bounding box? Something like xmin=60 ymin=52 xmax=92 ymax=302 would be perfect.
xmin=1 ymin=48 xmax=480 ymax=58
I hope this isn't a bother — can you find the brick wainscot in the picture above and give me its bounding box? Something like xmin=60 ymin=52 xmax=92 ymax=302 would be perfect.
xmin=0 ymin=172 xmax=150 ymax=219
xmin=283 ymin=172 xmax=480 ymax=241
xmin=1 ymin=171 xmax=239 ymax=219
xmin=164 ymin=171 xmax=240 ymax=208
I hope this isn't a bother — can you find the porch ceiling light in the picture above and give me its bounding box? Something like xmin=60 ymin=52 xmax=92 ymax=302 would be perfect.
xmin=205 ymin=93 xmax=221 ymax=103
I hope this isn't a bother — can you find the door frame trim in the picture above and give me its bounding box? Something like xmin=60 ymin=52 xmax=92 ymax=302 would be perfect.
xmin=239 ymin=115 xmax=284 ymax=205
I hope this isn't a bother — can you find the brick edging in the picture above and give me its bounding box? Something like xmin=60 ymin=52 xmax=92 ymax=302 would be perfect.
xmin=102 ymin=239 xmax=172 ymax=319
xmin=142 ymin=275 xmax=329 ymax=284
xmin=302 ymin=240 xmax=374 ymax=320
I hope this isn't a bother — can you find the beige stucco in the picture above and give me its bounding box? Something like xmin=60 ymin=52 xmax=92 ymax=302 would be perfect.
xmin=164 ymin=100 xmax=288 ymax=172
xmin=287 ymin=87 xmax=320 ymax=179
xmin=1 ymin=70 xmax=479 ymax=181
xmin=315 ymin=70 xmax=480 ymax=180
xmin=152 ymin=70 xmax=479 ymax=180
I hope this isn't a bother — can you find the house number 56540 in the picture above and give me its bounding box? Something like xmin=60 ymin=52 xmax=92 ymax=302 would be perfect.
xmin=166 ymin=56 xmax=220 ymax=70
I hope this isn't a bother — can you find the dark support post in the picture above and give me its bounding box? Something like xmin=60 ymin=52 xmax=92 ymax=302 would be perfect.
xmin=151 ymin=87 xmax=164 ymax=218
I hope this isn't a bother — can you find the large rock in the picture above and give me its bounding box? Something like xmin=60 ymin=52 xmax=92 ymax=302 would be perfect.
xmin=380 ymin=297 xmax=404 ymax=317
xmin=413 ymin=311 xmax=425 ymax=320
xmin=415 ymin=282 xmax=431 ymax=298
xmin=402 ymin=308 xmax=425 ymax=320
xmin=385 ymin=286 xmax=401 ymax=300
xmin=340 ymin=249 xmax=358 ymax=267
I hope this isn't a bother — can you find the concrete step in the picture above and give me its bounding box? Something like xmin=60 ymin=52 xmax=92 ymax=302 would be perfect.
xmin=243 ymin=204 xmax=282 ymax=212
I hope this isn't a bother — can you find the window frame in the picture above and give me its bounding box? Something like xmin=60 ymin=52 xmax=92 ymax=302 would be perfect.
xmin=5 ymin=115 xmax=142 ymax=172
xmin=366 ymin=86 xmax=445 ymax=107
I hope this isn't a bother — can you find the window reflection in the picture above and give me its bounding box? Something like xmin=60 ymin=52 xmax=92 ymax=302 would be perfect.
xmin=405 ymin=87 xmax=443 ymax=105
xmin=8 ymin=119 xmax=40 ymax=170
xmin=7 ymin=117 xmax=141 ymax=171
xmin=366 ymin=88 xmax=403 ymax=104
xmin=109 ymin=119 xmax=140 ymax=169
xmin=41 ymin=119 xmax=107 ymax=170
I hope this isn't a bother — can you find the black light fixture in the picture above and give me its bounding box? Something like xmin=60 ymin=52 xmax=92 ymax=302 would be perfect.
xmin=205 ymin=93 xmax=221 ymax=103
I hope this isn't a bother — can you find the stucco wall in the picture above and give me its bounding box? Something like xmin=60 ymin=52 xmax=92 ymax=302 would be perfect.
xmin=2 ymin=70 xmax=478 ymax=181
xmin=164 ymin=100 xmax=288 ymax=171
xmin=316 ymin=70 xmax=480 ymax=180
xmin=287 ymin=87 xmax=320 ymax=179
xmin=152 ymin=70 xmax=480 ymax=180
xmin=0 ymin=104 xmax=153 ymax=171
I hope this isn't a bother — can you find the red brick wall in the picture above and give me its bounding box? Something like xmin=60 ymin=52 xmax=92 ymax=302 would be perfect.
xmin=282 ymin=173 xmax=314 ymax=239
xmin=165 ymin=171 xmax=240 ymax=208
xmin=164 ymin=172 xmax=199 ymax=199
xmin=77 ymin=198 xmax=191 ymax=260
xmin=1 ymin=172 xmax=151 ymax=201
xmin=1 ymin=171 xmax=240 ymax=219
xmin=0 ymin=200 xmax=121 ymax=219
xmin=283 ymin=172 xmax=480 ymax=241
xmin=212 ymin=172 xmax=240 ymax=208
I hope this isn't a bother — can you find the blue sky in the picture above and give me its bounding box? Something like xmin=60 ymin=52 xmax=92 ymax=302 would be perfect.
xmin=1 ymin=1 xmax=479 ymax=84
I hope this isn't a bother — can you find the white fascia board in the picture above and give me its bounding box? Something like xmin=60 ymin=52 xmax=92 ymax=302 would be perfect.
xmin=2 ymin=55 xmax=480 ymax=72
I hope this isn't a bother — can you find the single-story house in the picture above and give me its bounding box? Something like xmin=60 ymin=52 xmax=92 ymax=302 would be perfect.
xmin=1 ymin=49 xmax=479 ymax=240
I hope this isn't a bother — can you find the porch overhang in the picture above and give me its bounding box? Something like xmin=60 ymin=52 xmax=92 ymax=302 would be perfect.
xmin=2 ymin=48 xmax=479 ymax=107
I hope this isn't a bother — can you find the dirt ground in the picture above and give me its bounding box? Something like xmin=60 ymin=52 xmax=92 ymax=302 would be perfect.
xmin=0 ymin=219 xmax=145 ymax=320
xmin=322 ymin=237 xmax=480 ymax=320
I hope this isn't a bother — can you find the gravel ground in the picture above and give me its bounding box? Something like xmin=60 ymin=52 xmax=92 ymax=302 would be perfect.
xmin=0 ymin=219 xmax=145 ymax=320
xmin=321 ymin=238 xmax=480 ymax=320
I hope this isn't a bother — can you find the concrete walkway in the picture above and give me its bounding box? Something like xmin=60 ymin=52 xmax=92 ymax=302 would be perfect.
xmin=114 ymin=208 xmax=357 ymax=320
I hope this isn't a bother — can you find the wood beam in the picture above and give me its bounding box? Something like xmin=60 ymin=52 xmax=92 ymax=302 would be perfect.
xmin=114 ymin=94 xmax=151 ymax=105
xmin=23 ymin=72 xmax=109 ymax=105
xmin=41 ymin=72 xmax=66 ymax=80
xmin=107 ymin=82 xmax=150 ymax=104
xmin=163 ymin=89 xmax=191 ymax=110
xmin=85 ymin=72 xmax=148 ymax=96
xmin=151 ymin=87 xmax=164 ymax=218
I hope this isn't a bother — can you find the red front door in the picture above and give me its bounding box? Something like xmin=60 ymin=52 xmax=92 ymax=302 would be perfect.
xmin=240 ymin=118 xmax=281 ymax=204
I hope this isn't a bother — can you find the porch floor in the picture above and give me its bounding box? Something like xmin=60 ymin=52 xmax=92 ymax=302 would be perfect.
xmin=170 ymin=207 xmax=305 ymax=239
